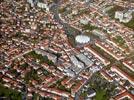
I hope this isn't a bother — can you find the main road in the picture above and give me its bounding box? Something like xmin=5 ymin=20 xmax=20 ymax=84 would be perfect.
xmin=50 ymin=1 xmax=98 ymax=45
xmin=50 ymin=2 xmax=81 ymax=35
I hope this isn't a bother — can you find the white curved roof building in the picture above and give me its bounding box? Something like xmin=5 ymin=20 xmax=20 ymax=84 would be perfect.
xmin=75 ymin=35 xmax=90 ymax=44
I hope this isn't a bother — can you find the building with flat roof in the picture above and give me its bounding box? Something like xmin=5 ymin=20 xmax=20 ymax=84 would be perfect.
xmin=76 ymin=53 xmax=93 ymax=66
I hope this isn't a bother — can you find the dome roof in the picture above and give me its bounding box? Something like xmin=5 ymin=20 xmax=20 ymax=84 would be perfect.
xmin=75 ymin=35 xmax=90 ymax=44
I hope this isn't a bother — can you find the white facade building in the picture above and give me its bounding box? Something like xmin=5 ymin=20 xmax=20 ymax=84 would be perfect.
xmin=37 ymin=2 xmax=49 ymax=11
xmin=115 ymin=10 xmax=133 ymax=23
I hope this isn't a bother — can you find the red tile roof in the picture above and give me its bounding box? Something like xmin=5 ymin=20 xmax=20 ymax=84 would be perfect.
xmin=114 ymin=91 xmax=134 ymax=100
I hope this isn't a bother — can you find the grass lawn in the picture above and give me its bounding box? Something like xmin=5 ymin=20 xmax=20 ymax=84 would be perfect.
xmin=113 ymin=35 xmax=125 ymax=45
xmin=107 ymin=5 xmax=134 ymax=30
xmin=58 ymin=7 xmax=66 ymax=13
xmin=95 ymin=89 xmax=108 ymax=100
xmin=106 ymin=5 xmax=124 ymax=18
xmin=123 ymin=18 xmax=134 ymax=30
xmin=0 ymin=83 xmax=22 ymax=100
xmin=83 ymin=23 xmax=98 ymax=31
xmin=67 ymin=34 xmax=76 ymax=47
xmin=112 ymin=35 xmax=129 ymax=49
xmin=27 ymin=51 xmax=54 ymax=65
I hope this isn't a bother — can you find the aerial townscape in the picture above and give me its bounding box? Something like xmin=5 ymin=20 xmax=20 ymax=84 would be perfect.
xmin=0 ymin=0 xmax=134 ymax=100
